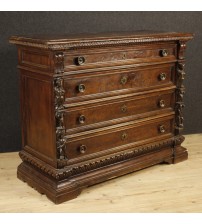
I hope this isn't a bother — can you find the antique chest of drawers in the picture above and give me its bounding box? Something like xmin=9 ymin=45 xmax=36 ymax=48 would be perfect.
xmin=10 ymin=31 xmax=193 ymax=204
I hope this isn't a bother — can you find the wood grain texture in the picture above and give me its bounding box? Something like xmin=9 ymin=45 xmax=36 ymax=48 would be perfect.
xmin=0 ymin=134 xmax=201 ymax=212
xmin=62 ymin=43 xmax=177 ymax=72
xmin=64 ymin=89 xmax=175 ymax=131
xmin=20 ymin=70 xmax=56 ymax=167
xmin=63 ymin=64 xmax=174 ymax=100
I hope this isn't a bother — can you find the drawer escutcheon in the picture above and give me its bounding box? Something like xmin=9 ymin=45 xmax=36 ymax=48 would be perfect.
xmin=121 ymin=132 xmax=128 ymax=141
xmin=121 ymin=104 xmax=127 ymax=113
xmin=78 ymin=115 xmax=86 ymax=124
xmin=77 ymin=84 xmax=86 ymax=93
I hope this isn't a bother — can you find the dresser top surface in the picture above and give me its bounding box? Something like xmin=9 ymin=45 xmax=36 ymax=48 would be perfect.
xmin=9 ymin=30 xmax=194 ymax=50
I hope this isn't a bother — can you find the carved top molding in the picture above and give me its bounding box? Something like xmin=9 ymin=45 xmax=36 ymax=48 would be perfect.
xmin=9 ymin=32 xmax=194 ymax=50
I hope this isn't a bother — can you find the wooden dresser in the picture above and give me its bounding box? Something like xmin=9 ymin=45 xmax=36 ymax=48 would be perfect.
xmin=10 ymin=31 xmax=193 ymax=204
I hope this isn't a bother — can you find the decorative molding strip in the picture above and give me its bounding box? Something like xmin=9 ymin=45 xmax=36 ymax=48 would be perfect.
xmin=54 ymin=77 xmax=67 ymax=160
xmin=19 ymin=151 xmax=58 ymax=179
xmin=50 ymin=37 xmax=190 ymax=50
xmin=10 ymin=40 xmax=47 ymax=49
xmin=10 ymin=36 xmax=193 ymax=50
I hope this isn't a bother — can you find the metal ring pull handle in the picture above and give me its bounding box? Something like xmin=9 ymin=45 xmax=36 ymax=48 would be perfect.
xmin=75 ymin=56 xmax=85 ymax=65
xmin=161 ymin=49 xmax=168 ymax=57
xmin=159 ymin=100 xmax=166 ymax=108
xmin=159 ymin=125 xmax=166 ymax=133
xmin=77 ymin=84 xmax=86 ymax=93
xmin=79 ymin=145 xmax=87 ymax=154
xmin=159 ymin=73 xmax=167 ymax=81
xmin=78 ymin=115 xmax=86 ymax=124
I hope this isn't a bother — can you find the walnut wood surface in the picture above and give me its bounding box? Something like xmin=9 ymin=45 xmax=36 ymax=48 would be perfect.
xmin=10 ymin=31 xmax=193 ymax=203
xmin=63 ymin=64 xmax=174 ymax=99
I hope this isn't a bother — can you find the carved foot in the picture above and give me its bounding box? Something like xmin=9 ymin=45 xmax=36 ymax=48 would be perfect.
xmin=17 ymin=162 xmax=82 ymax=204
xmin=173 ymin=146 xmax=188 ymax=164
xmin=162 ymin=146 xmax=188 ymax=164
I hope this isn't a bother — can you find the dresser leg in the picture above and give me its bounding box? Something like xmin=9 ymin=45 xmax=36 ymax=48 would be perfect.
xmin=173 ymin=146 xmax=188 ymax=164
xmin=163 ymin=146 xmax=188 ymax=164
xmin=17 ymin=162 xmax=82 ymax=204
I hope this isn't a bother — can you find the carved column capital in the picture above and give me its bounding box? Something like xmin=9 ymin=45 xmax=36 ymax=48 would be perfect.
xmin=177 ymin=41 xmax=187 ymax=60
xmin=54 ymin=52 xmax=64 ymax=74
xmin=174 ymin=135 xmax=185 ymax=147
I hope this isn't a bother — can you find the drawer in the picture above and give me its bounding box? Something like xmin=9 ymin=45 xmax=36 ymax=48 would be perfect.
xmin=64 ymin=115 xmax=174 ymax=160
xmin=64 ymin=44 xmax=177 ymax=72
xmin=64 ymin=64 xmax=174 ymax=101
xmin=64 ymin=89 xmax=175 ymax=130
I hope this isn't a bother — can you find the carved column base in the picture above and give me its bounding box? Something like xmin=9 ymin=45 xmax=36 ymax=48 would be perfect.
xmin=173 ymin=146 xmax=188 ymax=164
xmin=163 ymin=146 xmax=188 ymax=164
xmin=17 ymin=162 xmax=82 ymax=204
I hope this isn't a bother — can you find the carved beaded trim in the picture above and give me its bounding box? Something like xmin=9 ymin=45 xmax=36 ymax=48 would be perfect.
xmin=20 ymin=138 xmax=176 ymax=180
xmin=10 ymin=36 xmax=192 ymax=50
xmin=19 ymin=151 xmax=58 ymax=179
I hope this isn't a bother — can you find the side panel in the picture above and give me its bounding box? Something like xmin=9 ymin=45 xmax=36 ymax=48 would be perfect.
xmin=19 ymin=47 xmax=56 ymax=167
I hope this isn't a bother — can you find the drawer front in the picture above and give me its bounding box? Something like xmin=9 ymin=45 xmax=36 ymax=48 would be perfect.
xmin=65 ymin=116 xmax=174 ymax=160
xmin=64 ymin=44 xmax=176 ymax=72
xmin=64 ymin=65 xmax=174 ymax=100
xmin=64 ymin=90 xmax=175 ymax=130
